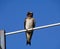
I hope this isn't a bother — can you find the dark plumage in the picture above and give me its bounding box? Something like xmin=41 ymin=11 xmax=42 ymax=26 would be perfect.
xmin=0 ymin=46 xmax=2 ymax=49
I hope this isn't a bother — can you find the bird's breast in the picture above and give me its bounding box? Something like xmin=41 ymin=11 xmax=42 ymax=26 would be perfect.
xmin=25 ymin=19 xmax=33 ymax=29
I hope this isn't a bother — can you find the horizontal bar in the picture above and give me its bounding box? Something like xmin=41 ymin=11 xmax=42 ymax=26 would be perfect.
xmin=5 ymin=23 xmax=60 ymax=36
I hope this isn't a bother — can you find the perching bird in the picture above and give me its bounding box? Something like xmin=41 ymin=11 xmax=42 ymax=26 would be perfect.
xmin=24 ymin=12 xmax=35 ymax=45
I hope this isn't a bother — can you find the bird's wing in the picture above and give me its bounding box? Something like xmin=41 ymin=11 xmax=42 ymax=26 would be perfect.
xmin=33 ymin=18 xmax=35 ymax=28
xmin=24 ymin=18 xmax=26 ymax=29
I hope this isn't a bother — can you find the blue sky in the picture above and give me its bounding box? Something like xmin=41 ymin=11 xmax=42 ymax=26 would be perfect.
xmin=0 ymin=0 xmax=60 ymax=49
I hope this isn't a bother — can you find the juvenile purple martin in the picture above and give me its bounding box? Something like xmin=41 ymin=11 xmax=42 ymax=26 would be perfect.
xmin=24 ymin=12 xmax=35 ymax=45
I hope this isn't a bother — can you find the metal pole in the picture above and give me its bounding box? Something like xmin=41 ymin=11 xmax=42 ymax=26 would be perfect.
xmin=5 ymin=23 xmax=60 ymax=35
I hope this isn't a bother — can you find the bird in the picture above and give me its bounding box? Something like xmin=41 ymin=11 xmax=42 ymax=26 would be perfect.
xmin=24 ymin=12 xmax=35 ymax=45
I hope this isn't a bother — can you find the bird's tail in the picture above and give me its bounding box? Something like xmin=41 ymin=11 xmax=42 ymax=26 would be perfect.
xmin=26 ymin=41 xmax=31 ymax=45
